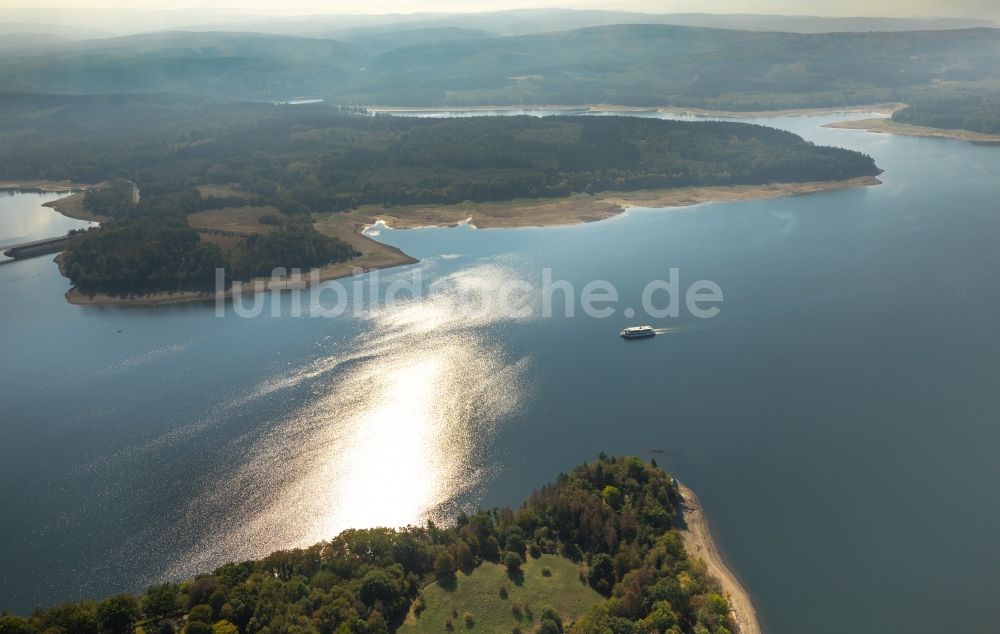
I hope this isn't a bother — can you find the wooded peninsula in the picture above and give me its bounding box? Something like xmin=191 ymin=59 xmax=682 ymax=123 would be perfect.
xmin=0 ymin=456 xmax=751 ymax=634
xmin=0 ymin=98 xmax=880 ymax=298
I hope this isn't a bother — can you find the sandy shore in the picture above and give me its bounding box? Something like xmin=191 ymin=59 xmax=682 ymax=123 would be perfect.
xmin=351 ymin=176 xmax=882 ymax=230
xmin=44 ymin=190 xmax=107 ymax=222
xmin=51 ymin=176 xmax=879 ymax=307
xmin=677 ymin=483 xmax=761 ymax=634
xmin=370 ymin=103 xmax=901 ymax=118
xmin=823 ymin=118 xmax=1000 ymax=144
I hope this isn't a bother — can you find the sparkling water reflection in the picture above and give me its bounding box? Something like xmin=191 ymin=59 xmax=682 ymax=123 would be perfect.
xmin=162 ymin=263 xmax=531 ymax=579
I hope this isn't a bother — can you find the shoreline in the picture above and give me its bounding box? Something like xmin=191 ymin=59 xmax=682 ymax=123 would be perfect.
xmin=50 ymin=176 xmax=880 ymax=306
xmin=677 ymin=483 xmax=761 ymax=634
xmin=822 ymin=118 xmax=1000 ymax=144
xmin=353 ymin=175 xmax=882 ymax=231
xmin=59 ymin=241 xmax=419 ymax=308
xmin=61 ymin=260 xmax=412 ymax=307
xmin=370 ymin=102 xmax=902 ymax=118
xmin=44 ymin=189 xmax=107 ymax=222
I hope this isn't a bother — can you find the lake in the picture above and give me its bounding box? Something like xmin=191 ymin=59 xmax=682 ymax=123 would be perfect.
xmin=1 ymin=112 xmax=999 ymax=634
xmin=0 ymin=190 xmax=93 ymax=252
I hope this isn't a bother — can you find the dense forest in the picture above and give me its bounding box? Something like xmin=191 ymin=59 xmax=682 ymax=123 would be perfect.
xmin=0 ymin=456 xmax=735 ymax=634
xmin=0 ymin=25 xmax=998 ymax=112
xmin=61 ymin=217 xmax=357 ymax=294
xmin=61 ymin=218 xmax=227 ymax=293
xmin=0 ymin=98 xmax=879 ymax=294
xmin=893 ymin=94 xmax=1000 ymax=134
xmin=0 ymin=99 xmax=880 ymax=204
xmin=63 ymin=177 xmax=357 ymax=294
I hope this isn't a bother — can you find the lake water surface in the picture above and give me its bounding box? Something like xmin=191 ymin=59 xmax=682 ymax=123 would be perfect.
xmin=1 ymin=112 xmax=999 ymax=634
xmin=0 ymin=190 xmax=92 ymax=252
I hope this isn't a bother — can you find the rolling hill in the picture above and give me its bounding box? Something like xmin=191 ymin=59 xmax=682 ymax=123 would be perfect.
xmin=0 ymin=24 xmax=997 ymax=108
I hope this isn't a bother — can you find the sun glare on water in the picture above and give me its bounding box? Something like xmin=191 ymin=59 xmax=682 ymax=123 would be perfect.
xmin=166 ymin=263 xmax=531 ymax=578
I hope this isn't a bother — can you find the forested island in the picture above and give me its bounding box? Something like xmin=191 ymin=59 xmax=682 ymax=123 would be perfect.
xmin=0 ymin=456 xmax=747 ymax=634
xmin=0 ymin=97 xmax=880 ymax=297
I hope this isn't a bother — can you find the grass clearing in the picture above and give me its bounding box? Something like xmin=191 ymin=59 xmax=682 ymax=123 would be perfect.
xmin=187 ymin=206 xmax=284 ymax=235
xmin=401 ymin=554 xmax=603 ymax=633
xmin=197 ymin=183 xmax=254 ymax=199
xmin=44 ymin=190 xmax=106 ymax=222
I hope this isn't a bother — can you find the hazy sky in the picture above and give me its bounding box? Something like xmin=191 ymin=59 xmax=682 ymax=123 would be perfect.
xmin=0 ymin=0 xmax=997 ymax=18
